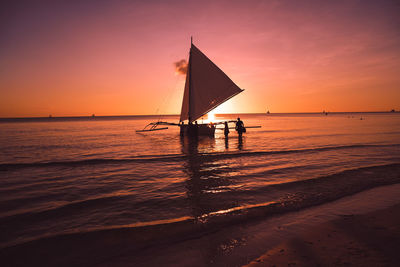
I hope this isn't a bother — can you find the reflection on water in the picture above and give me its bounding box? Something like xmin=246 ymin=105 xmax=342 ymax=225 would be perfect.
xmin=180 ymin=136 xmax=238 ymax=220
xmin=179 ymin=135 xmax=270 ymax=262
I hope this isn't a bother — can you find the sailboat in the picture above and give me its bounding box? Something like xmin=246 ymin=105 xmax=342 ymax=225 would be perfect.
xmin=137 ymin=39 xmax=244 ymax=136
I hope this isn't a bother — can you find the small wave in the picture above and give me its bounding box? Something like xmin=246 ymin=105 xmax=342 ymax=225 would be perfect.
xmin=0 ymin=200 xmax=279 ymax=250
xmin=0 ymin=194 xmax=131 ymax=223
xmin=1 ymin=143 xmax=399 ymax=171
xmin=0 ymin=156 xmax=185 ymax=170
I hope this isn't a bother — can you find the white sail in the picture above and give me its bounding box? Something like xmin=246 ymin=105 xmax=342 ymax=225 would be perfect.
xmin=180 ymin=44 xmax=243 ymax=122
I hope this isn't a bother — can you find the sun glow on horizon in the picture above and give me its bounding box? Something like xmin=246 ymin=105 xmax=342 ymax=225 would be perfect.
xmin=207 ymin=112 xmax=215 ymax=122
xmin=199 ymin=111 xmax=219 ymax=123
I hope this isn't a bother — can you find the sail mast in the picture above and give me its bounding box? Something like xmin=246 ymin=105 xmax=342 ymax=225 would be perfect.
xmin=188 ymin=36 xmax=193 ymax=123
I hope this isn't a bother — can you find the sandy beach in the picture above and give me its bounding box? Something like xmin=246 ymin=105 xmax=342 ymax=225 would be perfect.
xmin=246 ymin=203 xmax=400 ymax=267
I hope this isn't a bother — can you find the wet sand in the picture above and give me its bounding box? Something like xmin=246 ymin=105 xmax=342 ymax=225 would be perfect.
xmin=246 ymin=203 xmax=400 ymax=267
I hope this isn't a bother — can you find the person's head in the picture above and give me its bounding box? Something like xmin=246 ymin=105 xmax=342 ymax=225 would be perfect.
xmin=195 ymin=121 xmax=198 ymax=124
xmin=225 ymin=121 xmax=228 ymax=126
xmin=237 ymin=117 xmax=241 ymax=121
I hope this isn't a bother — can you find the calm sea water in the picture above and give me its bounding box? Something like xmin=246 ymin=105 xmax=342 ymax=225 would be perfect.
xmin=1 ymin=113 xmax=400 ymax=248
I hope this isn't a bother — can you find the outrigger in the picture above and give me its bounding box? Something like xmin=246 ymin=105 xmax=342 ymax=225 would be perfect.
xmin=137 ymin=38 xmax=260 ymax=136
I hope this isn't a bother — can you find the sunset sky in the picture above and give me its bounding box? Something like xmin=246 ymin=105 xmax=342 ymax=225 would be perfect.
xmin=1 ymin=0 xmax=399 ymax=117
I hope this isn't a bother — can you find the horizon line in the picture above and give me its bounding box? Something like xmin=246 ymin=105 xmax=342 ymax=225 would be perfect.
xmin=0 ymin=110 xmax=398 ymax=119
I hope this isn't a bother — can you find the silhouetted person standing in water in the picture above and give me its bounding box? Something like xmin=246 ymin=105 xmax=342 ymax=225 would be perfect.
xmin=224 ymin=121 xmax=230 ymax=137
xmin=235 ymin=117 xmax=245 ymax=137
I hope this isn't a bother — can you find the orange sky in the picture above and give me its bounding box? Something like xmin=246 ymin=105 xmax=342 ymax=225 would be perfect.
xmin=1 ymin=0 xmax=399 ymax=117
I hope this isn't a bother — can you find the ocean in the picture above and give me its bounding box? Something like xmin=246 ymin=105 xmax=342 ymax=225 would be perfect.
xmin=1 ymin=113 xmax=400 ymax=259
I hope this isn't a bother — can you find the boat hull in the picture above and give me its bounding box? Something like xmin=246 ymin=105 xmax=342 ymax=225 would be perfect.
xmin=180 ymin=124 xmax=216 ymax=137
